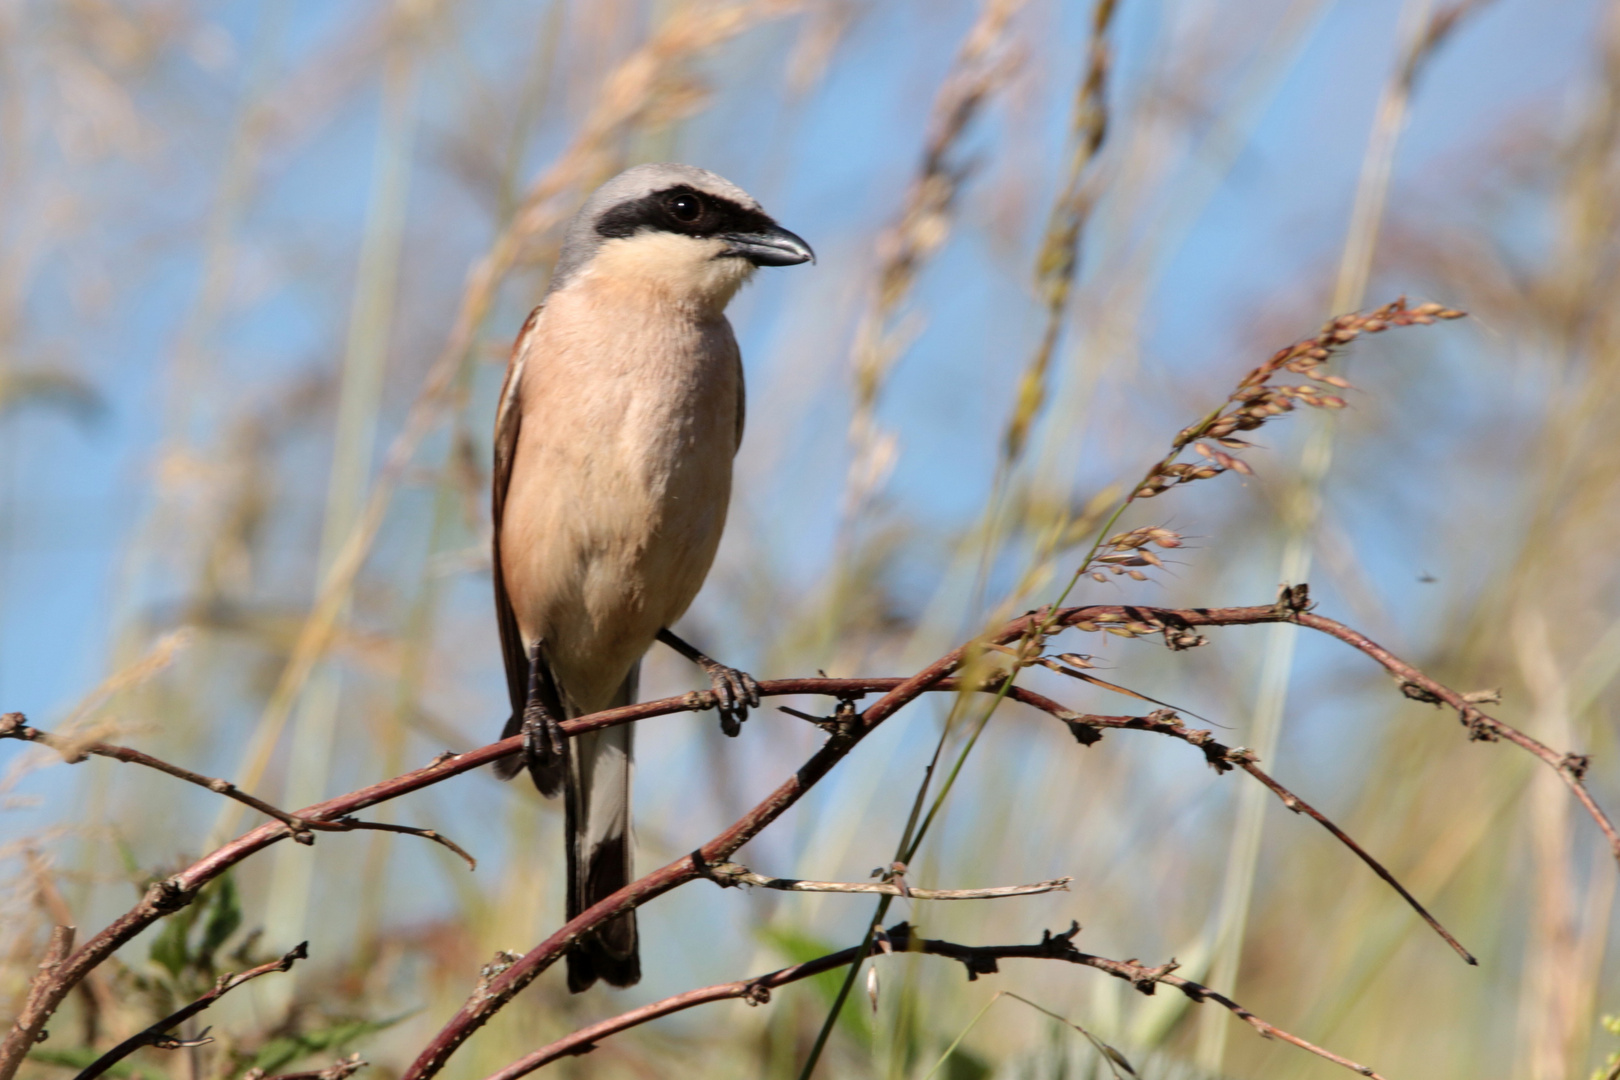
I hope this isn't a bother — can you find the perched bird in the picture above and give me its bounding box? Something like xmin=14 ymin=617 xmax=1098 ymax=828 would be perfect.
xmin=490 ymin=163 xmax=813 ymax=992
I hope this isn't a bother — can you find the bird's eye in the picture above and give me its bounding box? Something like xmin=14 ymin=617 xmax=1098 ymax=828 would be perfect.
xmin=667 ymin=192 xmax=703 ymax=223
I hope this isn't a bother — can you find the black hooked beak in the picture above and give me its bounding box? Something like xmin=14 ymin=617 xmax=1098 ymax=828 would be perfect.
xmin=721 ymin=223 xmax=815 ymax=267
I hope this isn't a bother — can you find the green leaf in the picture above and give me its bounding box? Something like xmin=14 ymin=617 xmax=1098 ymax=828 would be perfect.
xmin=756 ymin=926 xmax=872 ymax=1048
xmin=757 ymin=926 xmax=854 ymax=1007
xmin=114 ymin=836 xmax=142 ymax=883
xmin=244 ymin=1013 xmax=410 ymax=1076
xmin=148 ymin=910 xmax=195 ymax=978
xmin=942 ymin=1049 xmax=991 ymax=1080
xmin=198 ymin=874 xmax=243 ymax=967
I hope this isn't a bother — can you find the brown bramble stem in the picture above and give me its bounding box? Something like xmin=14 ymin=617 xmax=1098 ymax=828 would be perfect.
xmin=1 ymin=596 xmax=1611 ymax=1080
xmin=990 ymin=684 xmax=1477 ymax=965
xmin=479 ymin=922 xmax=1387 ymax=1080
xmin=0 ymin=714 xmax=320 ymax=837
xmin=786 ymin=676 xmax=1472 ymax=960
xmin=408 ymin=594 xmax=1610 ymax=1078
xmin=1293 ymin=608 xmax=1620 ymax=866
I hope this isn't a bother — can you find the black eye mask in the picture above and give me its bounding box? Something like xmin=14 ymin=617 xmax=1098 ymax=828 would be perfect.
xmin=593 ymin=185 xmax=779 ymax=242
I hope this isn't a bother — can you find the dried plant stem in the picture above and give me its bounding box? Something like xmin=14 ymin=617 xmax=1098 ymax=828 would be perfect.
xmin=701 ymin=861 xmax=1071 ymax=899
xmin=406 ymin=600 xmax=1600 ymax=1078
xmin=2 ymin=713 xmax=323 ymax=839
xmin=811 ymin=4 xmax=1048 ymax=1058
xmin=995 ymin=685 xmax=1473 ymax=963
xmin=0 ymin=713 xmax=475 ymax=868
xmin=263 ymin=0 xmax=423 ymax=973
xmin=0 ymin=925 xmax=73 ymax=1080
xmin=479 ymin=923 xmax=1388 ymax=1080
xmin=1001 ymin=0 xmax=1119 ymax=463
xmin=246 ymin=1054 xmax=366 ymax=1080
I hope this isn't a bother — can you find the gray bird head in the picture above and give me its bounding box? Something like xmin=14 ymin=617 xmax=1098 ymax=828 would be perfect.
xmin=548 ymin=163 xmax=813 ymax=305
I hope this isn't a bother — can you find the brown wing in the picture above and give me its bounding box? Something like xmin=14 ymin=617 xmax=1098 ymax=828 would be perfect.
xmin=730 ymin=320 xmax=746 ymax=453
xmin=491 ymin=305 xmax=564 ymax=792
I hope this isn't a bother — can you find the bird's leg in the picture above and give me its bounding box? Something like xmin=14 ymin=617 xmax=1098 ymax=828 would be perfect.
xmin=523 ymin=639 xmax=566 ymax=768
xmin=656 ymin=628 xmax=760 ymax=737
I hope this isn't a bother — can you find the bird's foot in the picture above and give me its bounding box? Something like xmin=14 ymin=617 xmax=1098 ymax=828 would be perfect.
xmin=656 ymin=628 xmax=761 ymax=737
xmin=520 ymin=698 xmax=566 ymax=771
xmin=700 ymin=660 xmax=760 ymax=737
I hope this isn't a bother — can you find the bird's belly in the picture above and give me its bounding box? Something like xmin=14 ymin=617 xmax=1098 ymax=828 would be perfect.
xmin=502 ymin=376 xmax=735 ymax=714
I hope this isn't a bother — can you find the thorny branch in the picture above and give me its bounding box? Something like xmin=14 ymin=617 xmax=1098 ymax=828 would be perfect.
xmin=480 ymin=922 xmax=1386 ymax=1080
xmin=1294 ymin=606 xmax=1620 ymax=866
xmin=994 ymin=680 xmax=1477 ymax=965
xmin=2 ymin=590 xmax=1613 ymax=1080
xmin=0 ymin=713 xmax=474 ymax=870
xmin=401 ymin=601 xmax=1614 ymax=1079
xmin=71 ymin=942 xmax=309 ymax=1080
xmin=783 ymin=674 xmax=1470 ymax=960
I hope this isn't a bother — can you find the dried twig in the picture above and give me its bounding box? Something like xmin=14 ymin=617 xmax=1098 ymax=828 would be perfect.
xmin=1294 ymin=607 xmax=1620 ymax=866
xmin=779 ymin=674 xmax=1465 ymax=960
xmin=1041 ymin=696 xmax=1476 ymax=964
xmin=699 ymin=861 xmax=1070 ymax=900
xmin=22 ymin=851 xmax=110 ymax=1045
xmin=479 ymin=922 xmax=1386 ymax=1080
xmin=1234 ymin=752 xmax=1474 ymax=962
xmin=2 ymin=713 xmax=319 ymax=838
xmin=0 ymin=713 xmax=474 ymax=869
xmin=0 ymin=925 xmax=74 ymax=1080
xmin=70 ymin=943 xmax=308 ymax=1080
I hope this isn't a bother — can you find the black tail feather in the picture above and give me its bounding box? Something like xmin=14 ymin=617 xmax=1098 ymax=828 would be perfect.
xmin=564 ymin=667 xmax=640 ymax=993
xmin=566 ymin=827 xmax=641 ymax=991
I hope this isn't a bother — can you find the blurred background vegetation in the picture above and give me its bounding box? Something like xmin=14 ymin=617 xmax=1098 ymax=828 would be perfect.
xmin=2 ymin=0 xmax=1619 ymax=1077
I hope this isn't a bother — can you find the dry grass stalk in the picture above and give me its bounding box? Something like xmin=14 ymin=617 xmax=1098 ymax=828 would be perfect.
xmin=1197 ymin=0 xmax=1496 ymax=1065
xmin=1049 ymin=297 xmax=1463 ymax=600
xmin=843 ymin=0 xmax=1025 ymax=521
xmin=1001 ymin=0 xmax=1119 ymax=463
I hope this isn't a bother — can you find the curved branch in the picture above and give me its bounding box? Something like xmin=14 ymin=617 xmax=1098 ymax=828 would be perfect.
xmin=5 ymin=596 xmax=1611 ymax=1079
xmin=481 ymin=922 xmax=1387 ymax=1080
xmin=0 ymin=714 xmax=476 ymax=869
xmin=981 ymin=685 xmax=1475 ymax=963
xmin=1294 ymin=609 xmax=1620 ymax=863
